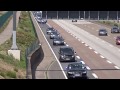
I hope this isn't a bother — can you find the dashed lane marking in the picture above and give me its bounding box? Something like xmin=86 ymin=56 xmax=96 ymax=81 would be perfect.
xmin=76 ymin=56 xmax=80 ymax=59
xmin=107 ymin=60 xmax=112 ymax=64
xmin=89 ymin=47 xmax=92 ymax=49
xmin=114 ymin=66 xmax=120 ymax=69
xmin=94 ymin=51 xmax=98 ymax=54
xmin=100 ymin=55 xmax=105 ymax=58
xmin=92 ymin=73 xmax=98 ymax=79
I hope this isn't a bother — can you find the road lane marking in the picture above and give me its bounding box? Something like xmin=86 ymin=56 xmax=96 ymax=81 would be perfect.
xmin=76 ymin=56 xmax=80 ymax=59
xmin=119 ymin=49 xmax=120 ymax=52
xmin=85 ymin=44 xmax=88 ymax=46
xmin=81 ymin=41 xmax=84 ymax=44
xmin=66 ymin=44 xmax=69 ymax=46
xmin=96 ymin=37 xmax=98 ymax=39
xmin=94 ymin=51 xmax=98 ymax=54
xmin=109 ymin=45 xmax=113 ymax=47
xmin=100 ymin=55 xmax=105 ymax=58
xmin=92 ymin=73 xmax=98 ymax=79
xmin=86 ymin=66 xmax=91 ymax=70
xmin=32 ymin=12 xmax=67 ymax=79
xmin=102 ymin=41 xmax=105 ymax=43
xmin=78 ymin=39 xmax=81 ymax=41
xmin=81 ymin=61 xmax=85 ymax=64
xmin=107 ymin=60 xmax=112 ymax=64
xmin=89 ymin=47 xmax=92 ymax=49
xmin=114 ymin=66 xmax=120 ymax=69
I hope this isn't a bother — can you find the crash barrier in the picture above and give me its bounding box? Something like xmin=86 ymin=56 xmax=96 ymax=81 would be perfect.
xmin=25 ymin=39 xmax=40 ymax=79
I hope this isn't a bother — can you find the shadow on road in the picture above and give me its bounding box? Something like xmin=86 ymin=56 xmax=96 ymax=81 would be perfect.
xmin=31 ymin=46 xmax=44 ymax=79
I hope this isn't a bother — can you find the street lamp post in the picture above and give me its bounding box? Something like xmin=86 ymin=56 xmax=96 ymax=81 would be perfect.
xmin=84 ymin=11 xmax=85 ymax=20
xmin=46 ymin=11 xmax=47 ymax=19
xmin=11 ymin=11 xmax=18 ymax=50
xmin=68 ymin=11 xmax=69 ymax=19
xmin=107 ymin=11 xmax=109 ymax=20
xmin=98 ymin=11 xmax=99 ymax=20
xmin=79 ymin=11 xmax=80 ymax=20
xmin=89 ymin=11 xmax=90 ymax=21
xmin=57 ymin=11 xmax=58 ymax=19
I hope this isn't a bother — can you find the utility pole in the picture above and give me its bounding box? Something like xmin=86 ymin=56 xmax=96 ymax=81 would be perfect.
xmin=8 ymin=11 xmax=20 ymax=60
xmin=11 ymin=11 xmax=18 ymax=50
xmin=98 ymin=11 xmax=99 ymax=20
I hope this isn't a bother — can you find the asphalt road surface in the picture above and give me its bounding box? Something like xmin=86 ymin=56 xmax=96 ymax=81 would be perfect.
xmin=47 ymin=19 xmax=120 ymax=79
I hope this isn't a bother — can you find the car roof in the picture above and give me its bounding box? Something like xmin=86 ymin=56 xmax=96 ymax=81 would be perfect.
xmin=68 ymin=62 xmax=84 ymax=67
xmin=60 ymin=46 xmax=73 ymax=49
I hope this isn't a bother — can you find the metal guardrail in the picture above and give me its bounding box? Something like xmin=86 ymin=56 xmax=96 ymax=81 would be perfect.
xmin=0 ymin=11 xmax=13 ymax=28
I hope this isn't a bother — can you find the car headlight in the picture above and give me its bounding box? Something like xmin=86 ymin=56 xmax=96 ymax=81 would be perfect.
xmin=68 ymin=72 xmax=74 ymax=74
xmin=72 ymin=55 xmax=74 ymax=58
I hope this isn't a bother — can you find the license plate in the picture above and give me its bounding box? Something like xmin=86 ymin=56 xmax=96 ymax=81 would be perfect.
xmin=66 ymin=58 xmax=70 ymax=60
xmin=75 ymin=74 xmax=80 ymax=76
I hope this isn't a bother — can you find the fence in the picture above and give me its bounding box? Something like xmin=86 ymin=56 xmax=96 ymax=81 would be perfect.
xmin=0 ymin=11 xmax=13 ymax=28
xmin=25 ymin=11 xmax=41 ymax=79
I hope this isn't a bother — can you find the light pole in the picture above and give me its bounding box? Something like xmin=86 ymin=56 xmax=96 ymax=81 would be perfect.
xmin=79 ymin=11 xmax=80 ymax=20
xmin=98 ymin=11 xmax=99 ymax=20
xmin=11 ymin=11 xmax=18 ymax=50
xmin=68 ymin=11 xmax=69 ymax=19
xmin=117 ymin=11 xmax=119 ymax=23
xmin=84 ymin=11 xmax=85 ymax=20
xmin=46 ymin=11 xmax=47 ymax=19
xmin=88 ymin=11 xmax=90 ymax=21
xmin=57 ymin=11 xmax=58 ymax=19
xmin=107 ymin=11 xmax=109 ymax=20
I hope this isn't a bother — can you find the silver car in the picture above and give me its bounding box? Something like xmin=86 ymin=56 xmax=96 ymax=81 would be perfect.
xmin=53 ymin=37 xmax=65 ymax=45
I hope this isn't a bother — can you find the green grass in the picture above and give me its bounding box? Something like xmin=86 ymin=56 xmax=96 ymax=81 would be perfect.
xmin=97 ymin=20 xmax=120 ymax=27
xmin=0 ymin=11 xmax=37 ymax=78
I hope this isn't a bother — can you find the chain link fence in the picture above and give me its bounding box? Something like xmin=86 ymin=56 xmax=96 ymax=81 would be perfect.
xmin=0 ymin=11 xmax=13 ymax=28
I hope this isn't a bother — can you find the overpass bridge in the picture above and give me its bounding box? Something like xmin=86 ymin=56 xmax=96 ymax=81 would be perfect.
xmin=42 ymin=11 xmax=120 ymax=20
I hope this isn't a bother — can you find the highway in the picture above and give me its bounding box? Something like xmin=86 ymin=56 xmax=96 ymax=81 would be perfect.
xmin=39 ymin=23 xmax=95 ymax=79
xmin=47 ymin=20 xmax=120 ymax=79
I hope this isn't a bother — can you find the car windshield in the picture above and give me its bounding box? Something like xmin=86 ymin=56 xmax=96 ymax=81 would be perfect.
xmin=54 ymin=38 xmax=63 ymax=41
xmin=69 ymin=63 xmax=84 ymax=71
xmin=48 ymin=28 xmax=54 ymax=30
xmin=61 ymin=48 xmax=74 ymax=54
xmin=100 ymin=29 xmax=106 ymax=32
xmin=113 ymin=27 xmax=118 ymax=29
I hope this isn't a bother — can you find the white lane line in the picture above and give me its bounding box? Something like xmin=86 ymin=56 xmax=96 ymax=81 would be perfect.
xmin=92 ymin=73 xmax=98 ymax=79
xmin=76 ymin=56 xmax=80 ymax=59
xmin=78 ymin=39 xmax=81 ymax=41
xmin=86 ymin=66 xmax=91 ymax=70
xmin=81 ymin=61 xmax=85 ymax=64
xmin=66 ymin=44 xmax=69 ymax=46
xmin=114 ymin=66 xmax=120 ymax=69
xmin=96 ymin=37 xmax=99 ymax=39
xmin=85 ymin=44 xmax=88 ymax=46
xmin=75 ymin=36 xmax=78 ymax=39
xmin=89 ymin=47 xmax=92 ymax=49
xmin=32 ymin=13 xmax=67 ymax=79
xmin=81 ymin=41 xmax=85 ymax=44
xmin=119 ymin=49 xmax=120 ymax=52
xmin=94 ymin=51 xmax=98 ymax=54
xmin=100 ymin=55 xmax=105 ymax=58
xmin=109 ymin=45 xmax=113 ymax=47
xmin=102 ymin=41 xmax=105 ymax=43
xmin=107 ymin=60 xmax=112 ymax=64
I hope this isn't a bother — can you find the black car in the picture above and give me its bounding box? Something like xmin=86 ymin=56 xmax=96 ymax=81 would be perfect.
xmin=116 ymin=36 xmax=120 ymax=45
xmin=46 ymin=27 xmax=56 ymax=35
xmin=99 ymin=29 xmax=107 ymax=36
xmin=53 ymin=36 xmax=65 ymax=45
xmin=58 ymin=46 xmax=75 ymax=62
xmin=111 ymin=26 xmax=120 ymax=33
xmin=50 ymin=32 xmax=60 ymax=39
xmin=66 ymin=62 xmax=87 ymax=79
xmin=72 ymin=19 xmax=77 ymax=22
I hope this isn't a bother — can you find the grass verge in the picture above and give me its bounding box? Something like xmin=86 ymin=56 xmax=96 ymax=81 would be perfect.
xmin=0 ymin=11 xmax=37 ymax=79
